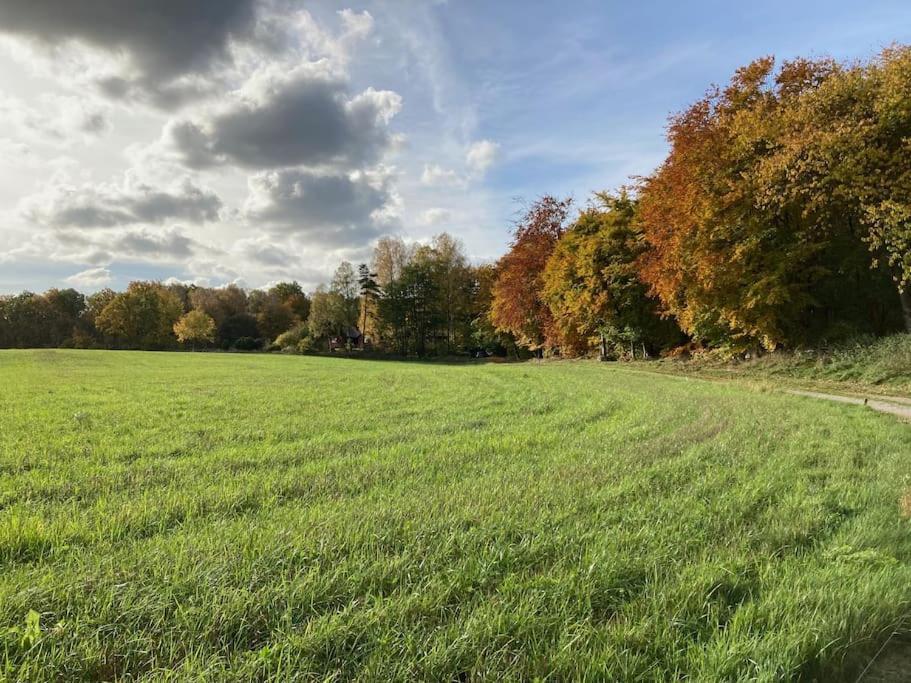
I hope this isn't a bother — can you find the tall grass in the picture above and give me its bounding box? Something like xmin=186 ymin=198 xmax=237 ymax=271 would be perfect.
xmin=1 ymin=350 xmax=910 ymax=680
xmin=654 ymin=333 xmax=911 ymax=396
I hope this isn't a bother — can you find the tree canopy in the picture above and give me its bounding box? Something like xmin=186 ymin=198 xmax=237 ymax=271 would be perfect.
xmin=490 ymin=196 xmax=572 ymax=354
xmin=543 ymin=192 xmax=679 ymax=358
xmin=636 ymin=51 xmax=907 ymax=350
xmin=174 ymin=310 xmax=216 ymax=349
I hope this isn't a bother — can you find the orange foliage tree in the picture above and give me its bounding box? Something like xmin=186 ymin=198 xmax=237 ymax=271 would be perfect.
xmin=543 ymin=191 xmax=680 ymax=359
xmin=636 ymin=55 xmax=902 ymax=350
xmin=490 ymin=196 xmax=572 ymax=354
xmin=761 ymin=46 xmax=911 ymax=332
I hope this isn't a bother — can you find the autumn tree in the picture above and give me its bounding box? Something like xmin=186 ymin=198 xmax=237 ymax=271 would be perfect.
xmin=636 ymin=55 xmax=901 ymax=351
xmin=255 ymin=297 xmax=296 ymax=341
xmin=173 ymin=309 xmax=216 ymax=350
xmin=95 ymin=281 xmax=183 ymax=348
xmin=490 ymin=196 xmax=572 ymax=355
xmin=82 ymin=288 xmax=117 ymax=347
xmin=189 ymin=284 xmax=251 ymax=347
xmin=43 ymin=288 xmax=87 ymax=345
xmin=308 ymin=286 xmax=347 ymax=344
xmin=543 ymin=192 xmax=680 ymax=359
xmin=0 ymin=288 xmax=89 ymax=348
xmin=245 ymin=284 xmax=307 ymax=342
xmin=865 ymin=47 xmax=911 ymax=329
xmin=428 ymin=233 xmax=472 ymax=353
xmin=164 ymin=282 xmax=192 ymax=312
xmin=0 ymin=293 xmax=50 ymax=348
xmin=765 ymin=46 xmax=911 ymax=331
xmin=189 ymin=284 xmax=248 ymax=329
xmin=268 ymin=281 xmax=310 ymax=321
xmin=372 ymin=236 xmax=414 ymax=289
xmin=369 ymin=233 xmax=476 ymax=354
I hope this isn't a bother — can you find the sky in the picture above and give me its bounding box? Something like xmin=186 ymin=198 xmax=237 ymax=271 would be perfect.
xmin=1 ymin=0 xmax=910 ymax=294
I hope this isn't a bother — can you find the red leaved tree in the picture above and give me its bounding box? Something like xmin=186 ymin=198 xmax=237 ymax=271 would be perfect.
xmin=490 ymin=196 xmax=572 ymax=355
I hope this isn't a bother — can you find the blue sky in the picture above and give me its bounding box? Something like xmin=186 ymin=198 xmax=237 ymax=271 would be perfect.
xmin=1 ymin=0 xmax=910 ymax=293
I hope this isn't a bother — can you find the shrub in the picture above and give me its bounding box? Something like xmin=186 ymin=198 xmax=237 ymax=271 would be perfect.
xmin=232 ymin=337 xmax=261 ymax=351
xmin=275 ymin=323 xmax=308 ymax=350
xmin=71 ymin=329 xmax=97 ymax=349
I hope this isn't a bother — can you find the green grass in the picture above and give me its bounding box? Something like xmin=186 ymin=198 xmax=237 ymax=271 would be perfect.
xmin=647 ymin=333 xmax=911 ymax=397
xmin=1 ymin=350 xmax=911 ymax=681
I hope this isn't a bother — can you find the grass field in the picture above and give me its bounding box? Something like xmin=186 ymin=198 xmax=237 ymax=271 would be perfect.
xmin=2 ymin=350 xmax=911 ymax=681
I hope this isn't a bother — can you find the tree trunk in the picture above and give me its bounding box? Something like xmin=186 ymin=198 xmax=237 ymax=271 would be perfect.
xmin=599 ymin=333 xmax=608 ymax=361
xmin=900 ymin=287 xmax=911 ymax=333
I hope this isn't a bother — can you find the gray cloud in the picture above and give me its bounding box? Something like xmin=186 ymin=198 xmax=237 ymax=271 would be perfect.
xmin=112 ymin=228 xmax=197 ymax=260
xmin=240 ymin=239 xmax=296 ymax=267
xmin=0 ymin=0 xmax=259 ymax=107
xmin=244 ymin=168 xmax=392 ymax=246
xmin=80 ymin=111 xmax=110 ymax=135
xmin=49 ymin=225 xmax=204 ymax=263
xmin=231 ymin=237 xmax=334 ymax=283
xmin=28 ymin=178 xmax=222 ymax=229
xmin=164 ymin=67 xmax=401 ymax=170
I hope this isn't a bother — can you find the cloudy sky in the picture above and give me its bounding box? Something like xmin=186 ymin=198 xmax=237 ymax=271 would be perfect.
xmin=1 ymin=0 xmax=910 ymax=293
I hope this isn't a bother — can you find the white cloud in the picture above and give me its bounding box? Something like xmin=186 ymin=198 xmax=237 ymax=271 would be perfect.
xmin=420 ymin=142 xmax=500 ymax=188
xmin=466 ymin=139 xmax=500 ymax=175
xmin=420 ymin=208 xmax=452 ymax=226
xmin=3 ymin=219 xmax=221 ymax=272
xmin=183 ymin=258 xmax=242 ymax=286
xmin=163 ymin=275 xmax=211 ymax=287
xmin=65 ymin=266 xmax=112 ymax=287
xmin=421 ymin=164 xmax=464 ymax=187
xmin=0 ymin=91 xmax=110 ymax=147
xmin=338 ymin=9 xmax=375 ymax=41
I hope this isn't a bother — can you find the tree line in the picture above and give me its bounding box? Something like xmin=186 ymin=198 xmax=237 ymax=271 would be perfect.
xmin=2 ymin=47 xmax=911 ymax=358
xmin=0 ymin=235 xmax=499 ymax=356
xmin=489 ymin=47 xmax=911 ymax=357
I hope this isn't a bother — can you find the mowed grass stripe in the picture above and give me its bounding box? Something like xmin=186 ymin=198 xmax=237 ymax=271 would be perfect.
xmin=0 ymin=350 xmax=910 ymax=680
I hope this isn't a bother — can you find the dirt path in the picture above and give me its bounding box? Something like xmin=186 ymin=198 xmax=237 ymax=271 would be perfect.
xmin=623 ymin=364 xmax=911 ymax=421
xmin=856 ymin=636 xmax=911 ymax=682
xmin=787 ymin=389 xmax=911 ymax=421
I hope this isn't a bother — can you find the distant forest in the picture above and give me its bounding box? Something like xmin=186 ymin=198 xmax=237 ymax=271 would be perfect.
xmin=3 ymin=47 xmax=911 ymax=358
